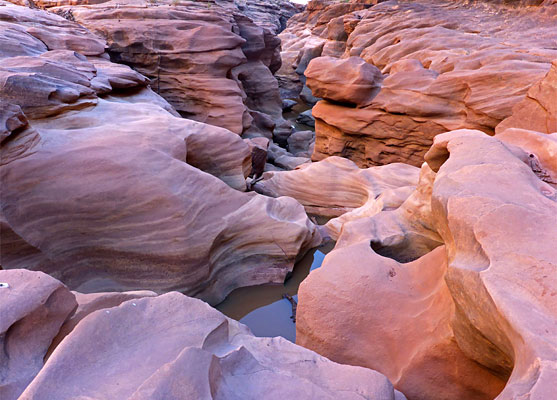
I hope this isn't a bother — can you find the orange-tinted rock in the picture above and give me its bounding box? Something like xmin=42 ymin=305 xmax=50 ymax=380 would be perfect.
xmin=297 ymin=246 xmax=505 ymax=400
xmin=0 ymin=269 xmax=77 ymax=400
xmin=305 ymin=56 xmax=383 ymax=106
xmin=312 ymin=99 xmax=448 ymax=167
xmin=280 ymin=0 xmax=557 ymax=166
xmin=296 ymin=129 xmax=557 ymax=399
xmin=20 ymin=291 xmax=405 ymax=400
xmin=496 ymin=59 xmax=557 ymax=134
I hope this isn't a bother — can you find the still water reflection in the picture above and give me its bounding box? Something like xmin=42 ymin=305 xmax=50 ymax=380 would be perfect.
xmin=216 ymin=241 xmax=335 ymax=342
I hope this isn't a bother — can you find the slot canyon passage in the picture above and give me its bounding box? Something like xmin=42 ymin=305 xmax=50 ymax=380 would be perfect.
xmin=0 ymin=0 xmax=556 ymax=398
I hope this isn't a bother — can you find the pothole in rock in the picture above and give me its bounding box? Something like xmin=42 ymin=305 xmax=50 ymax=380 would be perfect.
xmin=216 ymin=241 xmax=335 ymax=342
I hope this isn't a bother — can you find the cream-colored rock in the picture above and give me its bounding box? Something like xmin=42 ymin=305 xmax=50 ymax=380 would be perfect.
xmin=255 ymin=156 xmax=419 ymax=238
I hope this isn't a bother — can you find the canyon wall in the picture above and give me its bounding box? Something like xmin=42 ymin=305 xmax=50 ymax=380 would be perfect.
xmin=15 ymin=0 xmax=301 ymax=142
xmin=0 ymin=0 xmax=321 ymax=305
xmin=279 ymin=0 xmax=557 ymax=166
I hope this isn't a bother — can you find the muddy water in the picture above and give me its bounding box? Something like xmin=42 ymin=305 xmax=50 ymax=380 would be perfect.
xmin=216 ymin=241 xmax=335 ymax=342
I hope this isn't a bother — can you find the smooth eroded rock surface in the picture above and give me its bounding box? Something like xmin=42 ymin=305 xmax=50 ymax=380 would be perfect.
xmin=0 ymin=269 xmax=77 ymax=400
xmin=0 ymin=1 xmax=321 ymax=305
xmin=305 ymin=55 xmax=383 ymax=106
xmin=19 ymin=290 xmax=405 ymax=400
xmin=254 ymin=156 xmax=419 ymax=238
xmin=296 ymin=128 xmax=557 ymax=400
xmin=40 ymin=0 xmax=295 ymax=139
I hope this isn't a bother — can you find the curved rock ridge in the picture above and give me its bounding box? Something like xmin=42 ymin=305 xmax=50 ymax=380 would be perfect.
xmin=0 ymin=270 xmax=406 ymax=400
xmin=18 ymin=0 xmax=298 ymax=142
xmin=254 ymin=156 xmax=420 ymax=239
xmin=0 ymin=2 xmax=321 ymax=304
xmin=0 ymin=269 xmax=77 ymax=400
xmin=279 ymin=0 xmax=557 ymax=166
xmin=296 ymin=128 xmax=557 ymax=399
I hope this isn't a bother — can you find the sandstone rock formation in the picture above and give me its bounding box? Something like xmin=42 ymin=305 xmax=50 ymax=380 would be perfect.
xmin=297 ymin=246 xmax=506 ymax=400
xmin=25 ymin=0 xmax=296 ymax=142
xmin=296 ymin=128 xmax=557 ymax=399
xmin=0 ymin=1 xmax=321 ymax=305
xmin=496 ymin=59 xmax=557 ymax=134
xmin=1 ymin=269 xmax=405 ymax=400
xmin=48 ymin=290 xmax=158 ymax=354
xmin=276 ymin=0 xmax=376 ymax=99
xmin=287 ymin=129 xmax=315 ymax=157
xmin=280 ymin=0 xmax=557 ymax=166
xmin=2 ymin=1 xmax=556 ymax=400
xmin=0 ymin=269 xmax=77 ymax=400
xmin=254 ymin=156 xmax=419 ymax=238
xmin=305 ymin=55 xmax=383 ymax=106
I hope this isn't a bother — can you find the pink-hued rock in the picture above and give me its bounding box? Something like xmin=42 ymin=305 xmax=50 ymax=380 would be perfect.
xmin=0 ymin=101 xmax=27 ymax=143
xmin=0 ymin=269 xmax=77 ymax=400
xmin=1 ymin=95 xmax=321 ymax=304
xmin=19 ymin=291 xmax=405 ymax=400
xmin=297 ymin=246 xmax=506 ymax=400
xmin=0 ymin=2 xmax=321 ymax=305
xmin=296 ymin=129 xmax=557 ymax=399
xmin=254 ymin=156 xmax=419 ymax=238
xmin=48 ymin=290 xmax=158 ymax=354
xmin=280 ymin=0 xmax=557 ymax=166
xmin=305 ymin=56 xmax=383 ymax=106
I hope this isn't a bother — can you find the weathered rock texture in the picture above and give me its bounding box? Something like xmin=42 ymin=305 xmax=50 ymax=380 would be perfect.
xmin=0 ymin=269 xmax=77 ymax=400
xmin=305 ymin=55 xmax=383 ymax=106
xmin=254 ymin=156 xmax=419 ymax=238
xmin=280 ymin=0 xmax=557 ymax=166
xmin=0 ymin=1 xmax=321 ymax=305
xmin=0 ymin=269 xmax=405 ymax=400
xmin=296 ymin=128 xmax=557 ymax=399
xmin=496 ymin=59 xmax=557 ymax=134
xmin=23 ymin=0 xmax=296 ymax=141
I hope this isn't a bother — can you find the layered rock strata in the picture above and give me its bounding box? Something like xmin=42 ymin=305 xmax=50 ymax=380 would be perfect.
xmin=254 ymin=156 xmax=419 ymax=238
xmin=19 ymin=0 xmax=299 ymax=142
xmin=0 ymin=1 xmax=321 ymax=305
xmin=279 ymin=0 xmax=557 ymax=166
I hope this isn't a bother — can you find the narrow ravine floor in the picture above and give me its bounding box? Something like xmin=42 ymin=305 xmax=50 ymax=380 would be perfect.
xmin=217 ymin=241 xmax=334 ymax=342
xmin=283 ymin=98 xmax=315 ymax=133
